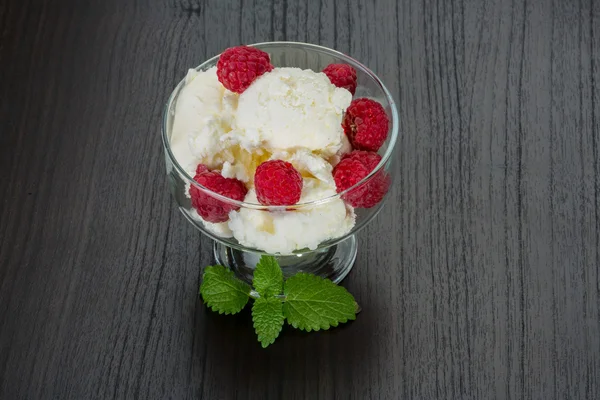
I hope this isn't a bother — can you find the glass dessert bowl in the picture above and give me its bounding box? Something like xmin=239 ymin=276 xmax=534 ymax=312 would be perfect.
xmin=162 ymin=41 xmax=398 ymax=283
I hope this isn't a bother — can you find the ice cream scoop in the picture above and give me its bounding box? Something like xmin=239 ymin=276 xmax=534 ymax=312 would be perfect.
xmin=235 ymin=67 xmax=352 ymax=157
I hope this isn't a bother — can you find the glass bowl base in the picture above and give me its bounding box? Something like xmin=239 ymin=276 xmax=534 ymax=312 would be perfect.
xmin=213 ymin=235 xmax=357 ymax=284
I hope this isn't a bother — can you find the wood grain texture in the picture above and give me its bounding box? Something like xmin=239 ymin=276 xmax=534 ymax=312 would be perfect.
xmin=1 ymin=0 xmax=599 ymax=398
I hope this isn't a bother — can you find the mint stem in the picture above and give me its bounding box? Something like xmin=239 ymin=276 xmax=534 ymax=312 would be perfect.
xmin=249 ymin=290 xmax=261 ymax=299
xmin=248 ymin=290 xmax=286 ymax=301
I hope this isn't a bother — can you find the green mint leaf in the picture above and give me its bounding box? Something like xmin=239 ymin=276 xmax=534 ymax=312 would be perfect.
xmin=252 ymin=255 xmax=283 ymax=297
xmin=252 ymin=296 xmax=285 ymax=348
xmin=200 ymin=265 xmax=251 ymax=315
xmin=283 ymin=273 xmax=357 ymax=332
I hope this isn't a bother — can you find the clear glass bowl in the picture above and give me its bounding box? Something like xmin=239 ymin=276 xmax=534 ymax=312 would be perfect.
xmin=162 ymin=41 xmax=399 ymax=283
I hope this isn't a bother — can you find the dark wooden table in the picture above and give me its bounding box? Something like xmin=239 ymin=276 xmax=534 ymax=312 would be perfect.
xmin=1 ymin=0 xmax=599 ymax=399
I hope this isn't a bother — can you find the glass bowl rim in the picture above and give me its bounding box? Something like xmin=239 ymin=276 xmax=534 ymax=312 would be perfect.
xmin=162 ymin=41 xmax=399 ymax=210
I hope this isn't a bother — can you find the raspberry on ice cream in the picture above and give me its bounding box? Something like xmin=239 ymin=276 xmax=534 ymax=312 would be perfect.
xmin=333 ymin=150 xmax=390 ymax=208
xmin=343 ymin=98 xmax=389 ymax=152
xmin=344 ymin=150 xmax=381 ymax=170
xmin=323 ymin=63 xmax=357 ymax=95
xmin=195 ymin=164 xmax=210 ymax=175
xmin=333 ymin=158 xmax=368 ymax=194
xmin=254 ymin=160 xmax=303 ymax=206
xmin=217 ymin=46 xmax=274 ymax=93
xmin=189 ymin=170 xmax=248 ymax=223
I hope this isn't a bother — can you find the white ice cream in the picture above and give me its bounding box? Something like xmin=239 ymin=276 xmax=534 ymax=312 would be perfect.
xmin=228 ymin=179 xmax=355 ymax=254
xmin=171 ymin=67 xmax=251 ymax=172
xmin=189 ymin=210 xmax=234 ymax=238
xmin=235 ymin=68 xmax=352 ymax=157
xmin=269 ymin=149 xmax=335 ymax=186
xmin=328 ymin=132 xmax=353 ymax=166
xmin=170 ymin=65 xmax=357 ymax=250
xmin=220 ymin=147 xmax=271 ymax=184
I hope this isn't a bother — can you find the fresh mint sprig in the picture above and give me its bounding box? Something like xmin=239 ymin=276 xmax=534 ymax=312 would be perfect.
xmin=283 ymin=273 xmax=357 ymax=332
xmin=252 ymin=255 xmax=283 ymax=297
xmin=252 ymin=297 xmax=285 ymax=347
xmin=200 ymin=266 xmax=251 ymax=314
xmin=199 ymin=255 xmax=358 ymax=348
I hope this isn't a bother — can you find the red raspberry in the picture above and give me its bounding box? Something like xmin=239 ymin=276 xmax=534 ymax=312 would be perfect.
xmin=195 ymin=163 xmax=209 ymax=175
xmin=322 ymin=63 xmax=357 ymax=95
xmin=216 ymin=46 xmax=274 ymax=93
xmin=254 ymin=160 xmax=303 ymax=206
xmin=333 ymin=158 xmax=368 ymax=195
xmin=189 ymin=171 xmax=248 ymax=223
xmin=343 ymin=98 xmax=389 ymax=152
xmin=342 ymin=150 xmax=381 ymax=171
xmin=333 ymin=150 xmax=390 ymax=208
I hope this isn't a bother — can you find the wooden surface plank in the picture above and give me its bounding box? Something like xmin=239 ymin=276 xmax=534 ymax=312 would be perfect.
xmin=0 ymin=0 xmax=599 ymax=398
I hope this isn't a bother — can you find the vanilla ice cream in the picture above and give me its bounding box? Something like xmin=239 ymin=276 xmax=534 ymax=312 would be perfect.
xmin=269 ymin=149 xmax=334 ymax=186
xmin=201 ymin=219 xmax=234 ymax=238
xmin=171 ymin=67 xmax=246 ymax=173
xmin=170 ymin=63 xmax=357 ymax=251
xmin=220 ymin=147 xmax=271 ymax=184
xmin=228 ymin=179 xmax=355 ymax=254
xmin=189 ymin=210 xmax=234 ymax=238
xmin=328 ymin=132 xmax=353 ymax=166
xmin=235 ymin=68 xmax=352 ymax=157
